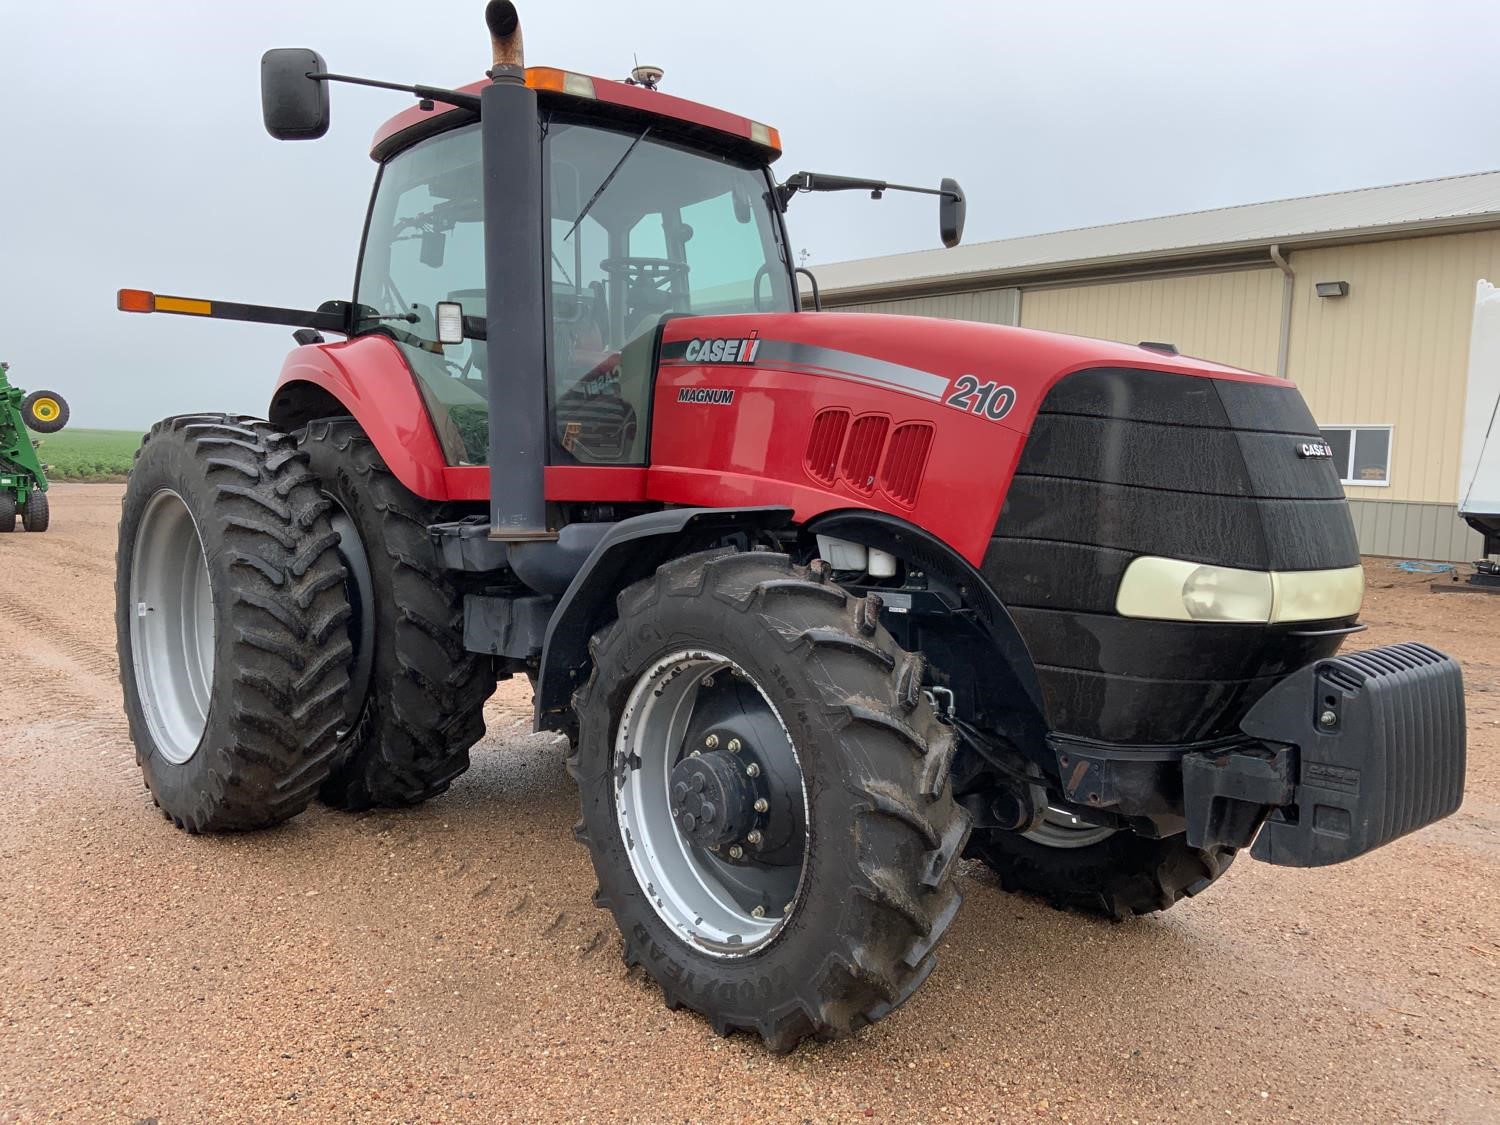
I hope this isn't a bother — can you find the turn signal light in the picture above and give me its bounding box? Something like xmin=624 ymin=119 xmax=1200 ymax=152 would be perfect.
xmin=118 ymin=288 xmax=156 ymax=313
xmin=526 ymin=67 xmax=596 ymax=99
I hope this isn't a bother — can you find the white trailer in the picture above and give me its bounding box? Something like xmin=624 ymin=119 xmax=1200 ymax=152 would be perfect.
xmin=1460 ymin=279 xmax=1500 ymax=560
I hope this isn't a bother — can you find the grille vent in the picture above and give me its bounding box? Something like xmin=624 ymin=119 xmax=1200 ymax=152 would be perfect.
xmin=840 ymin=415 xmax=889 ymax=494
xmin=804 ymin=408 xmax=849 ymax=485
xmin=879 ymin=423 xmax=934 ymax=507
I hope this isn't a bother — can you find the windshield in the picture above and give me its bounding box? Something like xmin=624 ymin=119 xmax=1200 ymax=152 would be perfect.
xmin=353 ymin=117 xmax=792 ymax=467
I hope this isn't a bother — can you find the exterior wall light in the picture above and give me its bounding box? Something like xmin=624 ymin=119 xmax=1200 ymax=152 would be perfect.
xmin=1315 ymin=280 xmax=1350 ymax=298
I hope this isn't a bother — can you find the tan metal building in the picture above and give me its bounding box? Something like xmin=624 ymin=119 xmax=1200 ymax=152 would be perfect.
xmin=810 ymin=171 xmax=1500 ymax=562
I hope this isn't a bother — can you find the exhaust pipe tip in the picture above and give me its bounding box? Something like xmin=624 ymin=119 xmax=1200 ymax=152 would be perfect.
xmin=486 ymin=0 xmax=524 ymax=71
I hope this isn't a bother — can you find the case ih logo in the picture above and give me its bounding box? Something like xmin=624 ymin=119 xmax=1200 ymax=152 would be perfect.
xmin=677 ymin=387 xmax=736 ymax=405
xmin=683 ymin=336 xmax=762 ymax=364
xmin=1298 ymin=441 xmax=1334 ymax=459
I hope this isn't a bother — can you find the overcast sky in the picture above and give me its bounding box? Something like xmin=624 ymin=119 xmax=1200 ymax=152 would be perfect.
xmin=4 ymin=0 xmax=1499 ymax=429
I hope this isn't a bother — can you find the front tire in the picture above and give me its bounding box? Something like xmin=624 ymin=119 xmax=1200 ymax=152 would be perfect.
xmin=968 ymin=814 xmax=1234 ymax=919
xmin=573 ymin=550 xmax=970 ymax=1051
xmin=115 ymin=415 xmax=353 ymax=832
xmin=21 ymin=489 xmax=49 ymax=532
xmin=0 ymin=492 xmax=14 ymax=533
xmin=299 ymin=418 xmax=495 ymax=810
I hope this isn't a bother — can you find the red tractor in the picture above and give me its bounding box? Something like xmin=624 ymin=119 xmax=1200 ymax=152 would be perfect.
xmin=116 ymin=2 xmax=1466 ymax=1050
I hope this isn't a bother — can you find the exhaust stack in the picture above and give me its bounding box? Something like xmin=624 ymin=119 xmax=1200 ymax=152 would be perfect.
xmin=487 ymin=0 xmax=525 ymax=70
xmin=481 ymin=1 xmax=553 ymax=541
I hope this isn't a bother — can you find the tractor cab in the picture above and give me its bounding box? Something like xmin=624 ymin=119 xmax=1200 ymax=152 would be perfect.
xmin=355 ymin=94 xmax=795 ymax=466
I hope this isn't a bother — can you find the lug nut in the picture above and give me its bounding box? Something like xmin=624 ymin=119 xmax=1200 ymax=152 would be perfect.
xmin=751 ymin=905 xmax=766 ymax=919
xmin=753 ymin=798 xmax=769 ymax=813
xmin=745 ymin=762 xmax=761 ymax=778
xmin=704 ymin=734 xmax=719 ymax=750
xmin=746 ymin=830 xmax=763 ymax=846
xmin=1319 ymin=709 xmax=1338 ymax=727
xmin=701 ymin=675 xmax=716 ymax=688
xmin=727 ymin=738 xmax=742 ymax=753
xmin=728 ymin=845 xmax=744 ymax=860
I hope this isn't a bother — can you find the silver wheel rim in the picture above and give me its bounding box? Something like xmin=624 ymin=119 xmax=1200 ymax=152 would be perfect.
xmin=615 ymin=650 xmax=809 ymax=959
xmin=1023 ymin=805 xmax=1116 ymax=849
xmin=327 ymin=500 xmax=375 ymax=732
xmin=130 ymin=489 xmax=215 ymax=765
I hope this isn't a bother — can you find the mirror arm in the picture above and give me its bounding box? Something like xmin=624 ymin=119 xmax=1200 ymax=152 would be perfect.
xmin=306 ymin=71 xmax=482 ymax=113
xmin=778 ymin=171 xmax=961 ymax=208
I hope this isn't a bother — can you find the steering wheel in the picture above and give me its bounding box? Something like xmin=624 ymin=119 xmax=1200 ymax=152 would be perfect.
xmin=600 ymin=257 xmax=689 ymax=291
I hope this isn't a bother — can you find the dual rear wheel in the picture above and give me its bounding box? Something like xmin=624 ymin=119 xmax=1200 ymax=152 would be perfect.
xmin=116 ymin=414 xmax=490 ymax=831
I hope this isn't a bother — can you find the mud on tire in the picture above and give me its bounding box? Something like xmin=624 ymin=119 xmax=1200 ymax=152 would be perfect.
xmin=967 ymin=825 xmax=1234 ymax=920
xmin=116 ymin=414 xmax=353 ymax=832
xmin=300 ymin=418 xmax=495 ymax=810
xmin=571 ymin=549 xmax=971 ymax=1051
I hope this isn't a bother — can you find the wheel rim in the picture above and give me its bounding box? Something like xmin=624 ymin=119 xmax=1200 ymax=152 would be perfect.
xmin=615 ymin=650 xmax=809 ymax=959
xmin=129 ymin=490 xmax=215 ymax=765
xmin=1023 ymin=805 xmax=1116 ymax=849
xmin=326 ymin=499 xmax=375 ymax=733
xmin=32 ymin=398 xmax=59 ymax=422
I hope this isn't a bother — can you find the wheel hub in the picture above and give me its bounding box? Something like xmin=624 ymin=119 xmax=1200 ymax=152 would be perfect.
xmin=670 ymin=751 xmax=756 ymax=849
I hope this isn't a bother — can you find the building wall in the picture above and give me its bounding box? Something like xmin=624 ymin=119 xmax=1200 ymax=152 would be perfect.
xmin=1282 ymin=229 xmax=1500 ymax=505
xmin=1018 ymin=267 xmax=1283 ymax=375
xmin=827 ymin=287 xmax=1020 ymax=324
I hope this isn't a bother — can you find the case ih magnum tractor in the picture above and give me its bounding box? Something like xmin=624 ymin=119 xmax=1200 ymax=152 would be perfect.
xmin=116 ymin=2 xmax=1466 ymax=1050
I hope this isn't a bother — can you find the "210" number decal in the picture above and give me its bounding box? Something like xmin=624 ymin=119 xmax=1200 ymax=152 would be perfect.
xmin=943 ymin=375 xmax=1017 ymax=422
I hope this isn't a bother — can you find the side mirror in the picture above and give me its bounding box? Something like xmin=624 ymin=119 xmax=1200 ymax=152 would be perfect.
xmin=261 ymin=48 xmax=330 ymax=140
xmin=420 ymin=230 xmax=447 ymax=269
xmin=940 ymin=177 xmax=966 ymax=248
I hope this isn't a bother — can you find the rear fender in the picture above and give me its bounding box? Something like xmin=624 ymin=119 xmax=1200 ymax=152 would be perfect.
xmin=268 ymin=336 xmax=451 ymax=501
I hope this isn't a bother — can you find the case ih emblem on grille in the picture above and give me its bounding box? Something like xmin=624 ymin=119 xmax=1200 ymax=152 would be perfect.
xmin=677 ymin=387 xmax=736 ymax=405
xmin=683 ymin=336 xmax=762 ymax=364
xmin=1298 ymin=441 xmax=1334 ymax=459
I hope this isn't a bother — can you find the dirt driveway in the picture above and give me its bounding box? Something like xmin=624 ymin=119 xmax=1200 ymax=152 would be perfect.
xmin=2 ymin=483 xmax=1497 ymax=1123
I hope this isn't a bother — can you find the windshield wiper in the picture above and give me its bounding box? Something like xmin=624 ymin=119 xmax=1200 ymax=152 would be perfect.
xmin=564 ymin=127 xmax=651 ymax=242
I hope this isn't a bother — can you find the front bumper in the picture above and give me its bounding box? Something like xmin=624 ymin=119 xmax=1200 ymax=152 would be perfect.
xmin=1050 ymin=643 xmax=1466 ymax=866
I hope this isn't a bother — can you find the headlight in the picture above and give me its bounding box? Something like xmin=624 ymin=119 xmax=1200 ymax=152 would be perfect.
xmin=1116 ymin=557 xmax=1364 ymax=624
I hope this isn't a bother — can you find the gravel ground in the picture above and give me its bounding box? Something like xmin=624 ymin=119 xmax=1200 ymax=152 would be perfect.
xmin=1 ymin=483 xmax=1497 ymax=1124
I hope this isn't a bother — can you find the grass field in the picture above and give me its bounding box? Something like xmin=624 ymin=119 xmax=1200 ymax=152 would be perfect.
xmin=34 ymin=428 xmax=142 ymax=482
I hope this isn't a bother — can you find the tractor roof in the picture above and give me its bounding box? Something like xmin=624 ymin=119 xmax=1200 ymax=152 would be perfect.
xmin=372 ymin=68 xmax=782 ymax=165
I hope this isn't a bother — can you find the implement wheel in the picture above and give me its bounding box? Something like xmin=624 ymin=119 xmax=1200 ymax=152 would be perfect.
xmin=21 ymin=489 xmax=49 ymax=532
xmin=299 ymin=418 xmax=495 ymax=810
xmin=572 ymin=550 xmax=970 ymax=1051
xmin=21 ymin=390 xmax=69 ymax=433
xmin=116 ymin=414 xmax=353 ymax=832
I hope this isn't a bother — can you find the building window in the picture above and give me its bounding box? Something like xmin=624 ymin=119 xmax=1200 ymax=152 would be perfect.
xmin=1320 ymin=425 xmax=1392 ymax=486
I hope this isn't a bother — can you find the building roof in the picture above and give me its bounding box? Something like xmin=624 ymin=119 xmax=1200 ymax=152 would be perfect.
xmin=813 ymin=169 xmax=1500 ymax=300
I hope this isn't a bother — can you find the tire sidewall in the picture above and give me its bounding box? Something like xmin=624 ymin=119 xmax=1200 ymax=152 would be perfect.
xmin=116 ymin=431 xmax=242 ymax=821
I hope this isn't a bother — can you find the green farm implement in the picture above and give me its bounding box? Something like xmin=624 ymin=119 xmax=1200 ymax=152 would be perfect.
xmin=0 ymin=361 xmax=69 ymax=532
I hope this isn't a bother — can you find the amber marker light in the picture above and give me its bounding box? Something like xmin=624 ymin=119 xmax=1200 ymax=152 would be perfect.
xmin=117 ymin=289 xmax=156 ymax=313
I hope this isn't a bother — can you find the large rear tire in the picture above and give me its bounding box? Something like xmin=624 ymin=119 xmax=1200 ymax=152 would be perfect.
xmin=967 ymin=814 xmax=1234 ymax=919
xmin=299 ymin=418 xmax=495 ymax=810
xmin=21 ymin=489 xmax=49 ymax=532
xmin=116 ymin=415 xmax=353 ymax=832
xmin=572 ymin=550 xmax=970 ymax=1051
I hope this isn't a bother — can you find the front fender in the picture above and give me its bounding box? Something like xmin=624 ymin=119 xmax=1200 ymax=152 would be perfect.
xmin=269 ymin=335 xmax=456 ymax=501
